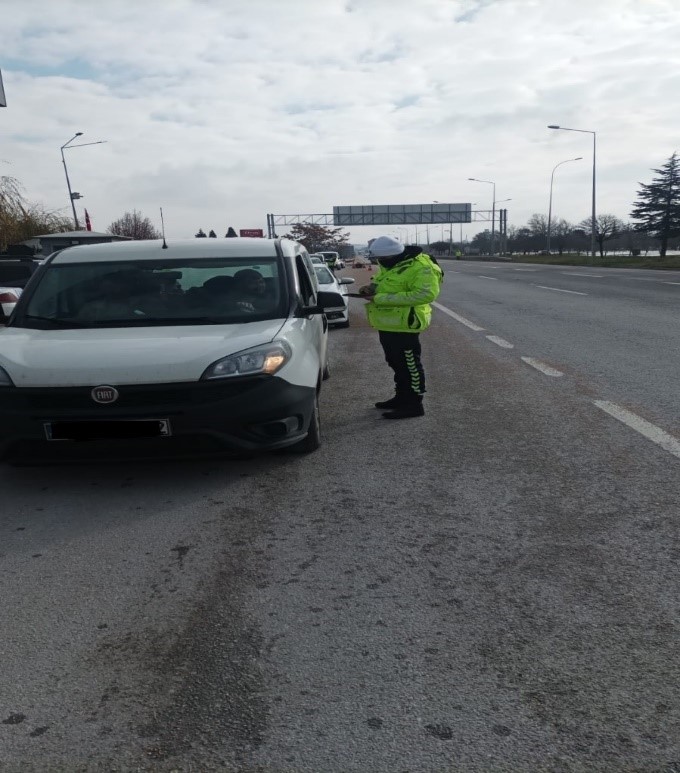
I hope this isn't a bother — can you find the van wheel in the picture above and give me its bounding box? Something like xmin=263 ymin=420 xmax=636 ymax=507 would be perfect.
xmin=287 ymin=394 xmax=321 ymax=454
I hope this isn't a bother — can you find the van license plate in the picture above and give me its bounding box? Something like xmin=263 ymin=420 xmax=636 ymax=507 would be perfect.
xmin=45 ymin=419 xmax=171 ymax=441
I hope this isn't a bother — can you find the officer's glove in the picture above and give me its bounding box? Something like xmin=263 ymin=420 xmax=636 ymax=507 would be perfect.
xmin=358 ymin=283 xmax=376 ymax=297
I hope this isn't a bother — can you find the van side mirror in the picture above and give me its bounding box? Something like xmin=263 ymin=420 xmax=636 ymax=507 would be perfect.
xmin=301 ymin=290 xmax=346 ymax=315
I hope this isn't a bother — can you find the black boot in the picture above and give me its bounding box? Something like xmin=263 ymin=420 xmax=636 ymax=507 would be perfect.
xmin=382 ymin=398 xmax=425 ymax=420
xmin=374 ymin=395 xmax=404 ymax=409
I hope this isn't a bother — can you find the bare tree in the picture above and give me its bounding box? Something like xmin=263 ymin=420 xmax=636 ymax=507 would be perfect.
xmin=551 ymin=219 xmax=574 ymax=255
xmin=579 ymin=214 xmax=625 ymax=257
xmin=107 ymin=210 xmax=161 ymax=240
xmin=0 ymin=175 xmax=72 ymax=251
xmin=527 ymin=213 xmax=549 ymax=239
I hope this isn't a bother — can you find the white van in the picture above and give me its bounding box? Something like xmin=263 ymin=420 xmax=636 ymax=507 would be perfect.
xmin=0 ymin=238 xmax=344 ymax=462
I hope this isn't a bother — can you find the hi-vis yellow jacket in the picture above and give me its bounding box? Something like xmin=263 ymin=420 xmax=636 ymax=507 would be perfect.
xmin=366 ymin=254 xmax=442 ymax=333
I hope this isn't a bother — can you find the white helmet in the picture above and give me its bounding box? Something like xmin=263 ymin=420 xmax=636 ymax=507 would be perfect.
xmin=368 ymin=235 xmax=404 ymax=257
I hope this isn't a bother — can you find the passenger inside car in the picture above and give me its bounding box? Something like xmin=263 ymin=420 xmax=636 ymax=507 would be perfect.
xmin=77 ymin=271 xmax=161 ymax=319
xmin=233 ymin=269 xmax=271 ymax=310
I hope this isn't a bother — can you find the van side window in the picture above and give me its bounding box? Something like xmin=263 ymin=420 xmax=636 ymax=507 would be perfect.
xmin=295 ymin=255 xmax=316 ymax=307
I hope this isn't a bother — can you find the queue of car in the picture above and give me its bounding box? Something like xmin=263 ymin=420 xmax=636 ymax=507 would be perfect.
xmin=312 ymin=263 xmax=354 ymax=327
xmin=0 ymin=238 xmax=350 ymax=462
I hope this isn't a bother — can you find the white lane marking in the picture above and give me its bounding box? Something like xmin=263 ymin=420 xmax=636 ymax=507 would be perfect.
xmin=514 ymin=268 xmax=538 ymax=272
xmin=594 ymin=401 xmax=680 ymax=460
xmin=433 ymin=302 xmax=485 ymax=331
xmin=486 ymin=335 xmax=514 ymax=349
xmin=521 ymin=357 xmax=564 ymax=377
xmin=562 ymin=272 xmax=604 ymax=278
xmin=478 ymin=275 xmax=498 ymax=280
xmin=664 ymin=281 xmax=680 ymax=285
xmin=535 ymin=284 xmax=588 ymax=296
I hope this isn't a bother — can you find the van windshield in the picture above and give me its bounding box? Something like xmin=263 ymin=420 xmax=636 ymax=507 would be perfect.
xmin=14 ymin=257 xmax=287 ymax=329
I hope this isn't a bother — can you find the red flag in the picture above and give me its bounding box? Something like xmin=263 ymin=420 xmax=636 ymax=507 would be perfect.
xmin=84 ymin=209 xmax=92 ymax=231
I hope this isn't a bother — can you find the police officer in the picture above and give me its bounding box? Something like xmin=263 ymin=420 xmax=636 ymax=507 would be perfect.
xmin=359 ymin=236 xmax=442 ymax=419
xmin=325 ymin=253 xmax=338 ymax=271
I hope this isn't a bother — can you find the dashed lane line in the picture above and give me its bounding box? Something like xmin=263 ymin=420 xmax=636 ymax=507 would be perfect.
xmin=535 ymin=285 xmax=588 ymax=296
xmin=521 ymin=357 xmax=564 ymax=377
xmin=664 ymin=282 xmax=680 ymax=286
xmin=562 ymin=272 xmax=604 ymax=278
xmin=477 ymin=275 xmax=498 ymax=280
xmin=594 ymin=401 xmax=680 ymax=461
xmin=514 ymin=268 xmax=538 ymax=271
xmin=486 ymin=335 xmax=514 ymax=349
xmin=433 ymin=302 xmax=485 ymax=331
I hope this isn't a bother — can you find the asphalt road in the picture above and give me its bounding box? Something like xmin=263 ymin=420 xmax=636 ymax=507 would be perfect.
xmin=438 ymin=260 xmax=680 ymax=432
xmin=1 ymin=265 xmax=679 ymax=771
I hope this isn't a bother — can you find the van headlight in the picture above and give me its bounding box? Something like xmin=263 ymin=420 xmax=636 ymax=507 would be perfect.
xmin=0 ymin=366 xmax=14 ymax=387
xmin=201 ymin=341 xmax=292 ymax=380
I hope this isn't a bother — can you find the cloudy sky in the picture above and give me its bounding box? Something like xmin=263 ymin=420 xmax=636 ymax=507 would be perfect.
xmin=1 ymin=0 xmax=679 ymax=243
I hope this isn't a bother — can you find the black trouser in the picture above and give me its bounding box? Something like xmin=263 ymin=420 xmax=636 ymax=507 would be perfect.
xmin=378 ymin=331 xmax=425 ymax=402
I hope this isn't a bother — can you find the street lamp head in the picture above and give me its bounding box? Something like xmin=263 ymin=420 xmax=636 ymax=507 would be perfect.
xmin=574 ymin=156 xmax=583 ymax=160
xmin=547 ymin=125 xmax=560 ymax=129
xmin=75 ymin=132 xmax=83 ymax=136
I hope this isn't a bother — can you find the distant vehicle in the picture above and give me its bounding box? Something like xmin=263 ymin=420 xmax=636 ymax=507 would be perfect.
xmin=313 ymin=264 xmax=353 ymax=328
xmin=0 ymin=258 xmax=41 ymax=317
xmin=310 ymin=254 xmax=325 ymax=266
xmin=0 ymin=238 xmax=346 ymax=461
xmin=318 ymin=251 xmax=340 ymax=269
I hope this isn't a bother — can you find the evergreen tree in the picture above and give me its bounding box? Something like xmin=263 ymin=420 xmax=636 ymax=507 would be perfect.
xmin=630 ymin=152 xmax=680 ymax=258
xmin=195 ymin=228 xmax=207 ymax=238
xmin=208 ymin=230 xmax=217 ymax=238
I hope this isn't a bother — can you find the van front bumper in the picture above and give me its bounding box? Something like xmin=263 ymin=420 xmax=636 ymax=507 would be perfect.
xmin=0 ymin=376 xmax=316 ymax=462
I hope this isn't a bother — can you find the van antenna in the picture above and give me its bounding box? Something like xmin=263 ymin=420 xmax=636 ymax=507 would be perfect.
xmin=160 ymin=207 xmax=168 ymax=249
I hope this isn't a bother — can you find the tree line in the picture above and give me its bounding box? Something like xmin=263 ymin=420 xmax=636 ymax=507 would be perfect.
xmin=465 ymin=152 xmax=680 ymax=258
xmin=2 ymin=153 xmax=678 ymax=256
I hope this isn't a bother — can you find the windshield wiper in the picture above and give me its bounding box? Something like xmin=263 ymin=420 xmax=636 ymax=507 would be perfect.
xmin=21 ymin=315 xmax=89 ymax=328
xmin=93 ymin=316 xmax=239 ymax=325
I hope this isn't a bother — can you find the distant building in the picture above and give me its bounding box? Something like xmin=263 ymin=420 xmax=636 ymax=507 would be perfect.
xmin=22 ymin=230 xmax=131 ymax=257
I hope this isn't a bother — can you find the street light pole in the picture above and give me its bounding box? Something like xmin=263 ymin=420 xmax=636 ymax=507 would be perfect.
xmin=469 ymin=178 xmax=496 ymax=256
xmin=60 ymin=132 xmax=108 ymax=230
xmin=61 ymin=132 xmax=83 ymax=229
xmin=548 ymin=125 xmax=597 ymax=259
xmin=547 ymin=156 xmax=582 ymax=253
xmin=495 ymin=198 xmax=511 ymax=255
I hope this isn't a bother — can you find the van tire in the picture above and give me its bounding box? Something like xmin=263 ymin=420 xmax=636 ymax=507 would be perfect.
xmin=322 ymin=360 xmax=331 ymax=380
xmin=286 ymin=394 xmax=321 ymax=454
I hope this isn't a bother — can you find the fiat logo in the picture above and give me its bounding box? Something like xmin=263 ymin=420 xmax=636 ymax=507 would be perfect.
xmin=91 ymin=385 xmax=119 ymax=404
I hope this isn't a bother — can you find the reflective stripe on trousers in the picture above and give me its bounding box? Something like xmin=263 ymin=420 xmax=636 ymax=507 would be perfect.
xmin=378 ymin=330 xmax=425 ymax=399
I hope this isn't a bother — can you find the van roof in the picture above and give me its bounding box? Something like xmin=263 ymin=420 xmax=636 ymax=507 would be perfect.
xmin=50 ymin=237 xmax=284 ymax=264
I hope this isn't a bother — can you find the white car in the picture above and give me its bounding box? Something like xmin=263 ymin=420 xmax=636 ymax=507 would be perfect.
xmin=0 ymin=286 xmax=22 ymax=317
xmin=310 ymin=255 xmax=325 ymax=266
xmin=0 ymin=238 xmax=345 ymax=462
xmin=313 ymin=264 xmax=353 ymax=328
